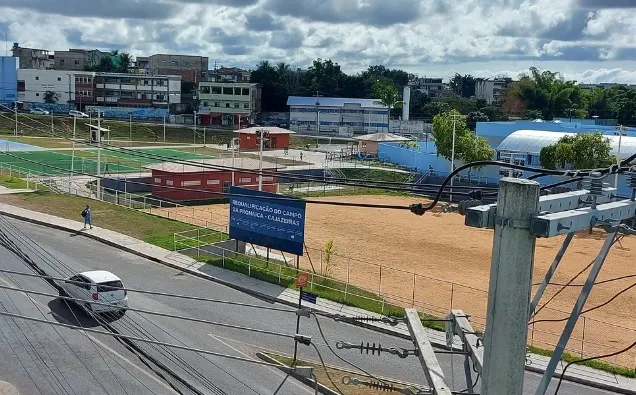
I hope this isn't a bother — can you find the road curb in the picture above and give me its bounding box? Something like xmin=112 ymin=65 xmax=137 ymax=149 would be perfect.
xmin=2 ymin=210 xmax=634 ymax=395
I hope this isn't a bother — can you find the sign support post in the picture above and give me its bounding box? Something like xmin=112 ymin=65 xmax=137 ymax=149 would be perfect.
xmin=293 ymin=255 xmax=304 ymax=364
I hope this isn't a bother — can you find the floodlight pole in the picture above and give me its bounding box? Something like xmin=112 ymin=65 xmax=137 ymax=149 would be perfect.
xmin=449 ymin=114 xmax=459 ymax=202
xmin=70 ymin=115 xmax=76 ymax=193
xmin=258 ymin=130 xmax=264 ymax=191
xmin=96 ymin=110 xmax=102 ymax=200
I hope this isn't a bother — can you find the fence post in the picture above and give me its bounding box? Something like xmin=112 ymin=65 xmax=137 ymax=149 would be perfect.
xmin=581 ymin=316 xmax=586 ymax=358
xmin=222 ymin=248 xmax=225 ymax=267
xmin=310 ymin=273 xmax=314 ymax=291
xmin=378 ymin=266 xmax=382 ymax=297
xmin=450 ymin=283 xmax=455 ymax=310
xmin=412 ymin=274 xmax=416 ymax=307
xmin=115 ymin=190 xmax=118 ymax=205
xmin=278 ymin=265 xmax=282 ymax=284
xmin=248 ymin=257 xmax=251 ymax=277
xmin=320 ymin=250 xmax=323 ymax=275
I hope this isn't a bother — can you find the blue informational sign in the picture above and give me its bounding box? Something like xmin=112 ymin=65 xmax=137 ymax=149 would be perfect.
xmin=301 ymin=291 xmax=317 ymax=304
xmin=229 ymin=186 xmax=306 ymax=255
xmin=0 ymin=57 xmax=18 ymax=102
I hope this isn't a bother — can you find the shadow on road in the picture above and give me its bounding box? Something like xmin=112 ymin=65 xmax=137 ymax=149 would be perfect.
xmin=47 ymin=298 xmax=122 ymax=328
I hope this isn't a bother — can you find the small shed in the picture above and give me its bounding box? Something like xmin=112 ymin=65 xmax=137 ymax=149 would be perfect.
xmin=235 ymin=127 xmax=296 ymax=150
xmin=353 ymin=133 xmax=410 ymax=154
xmin=147 ymin=158 xmax=278 ymax=201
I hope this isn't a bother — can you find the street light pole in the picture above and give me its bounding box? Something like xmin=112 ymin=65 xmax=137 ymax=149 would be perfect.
xmin=163 ymin=115 xmax=166 ymax=142
xmin=193 ymin=111 xmax=197 ymax=152
xmin=96 ymin=110 xmax=102 ymax=200
xmin=14 ymin=102 xmax=17 ymax=137
xmin=129 ymin=112 xmax=132 ymax=145
xmin=71 ymin=115 xmax=76 ymax=193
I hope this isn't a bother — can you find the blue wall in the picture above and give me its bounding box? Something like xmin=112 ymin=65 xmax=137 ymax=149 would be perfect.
xmin=0 ymin=57 xmax=17 ymax=102
xmin=85 ymin=106 xmax=169 ymax=120
xmin=31 ymin=103 xmax=73 ymax=113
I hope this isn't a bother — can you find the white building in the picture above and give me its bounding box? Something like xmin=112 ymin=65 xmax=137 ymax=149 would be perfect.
xmin=94 ymin=73 xmax=182 ymax=107
xmin=17 ymin=69 xmax=77 ymax=104
xmin=287 ymin=96 xmax=389 ymax=135
xmin=197 ymin=81 xmax=261 ymax=127
xmin=475 ymin=78 xmax=513 ymax=104
xmin=578 ymin=83 xmax=636 ymax=92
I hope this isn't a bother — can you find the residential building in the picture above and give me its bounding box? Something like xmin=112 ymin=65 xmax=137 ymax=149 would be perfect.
xmin=17 ymin=69 xmax=76 ymax=104
xmin=146 ymin=54 xmax=208 ymax=83
xmin=475 ymin=78 xmax=513 ymax=104
xmin=287 ymin=96 xmax=389 ymax=134
xmin=11 ymin=43 xmax=54 ymax=70
xmin=409 ymin=77 xmax=445 ymax=97
xmin=0 ymin=57 xmax=18 ymax=102
xmin=94 ymin=73 xmax=182 ymax=107
xmin=147 ymin=158 xmax=278 ymax=201
xmin=197 ymin=81 xmax=261 ymax=127
xmin=54 ymin=49 xmax=105 ymax=71
xmin=209 ymin=66 xmax=251 ymax=82
xmin=74 ymin=72 xmax=97 ymax=110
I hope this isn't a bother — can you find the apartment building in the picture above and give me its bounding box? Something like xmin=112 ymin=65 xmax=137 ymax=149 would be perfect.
xmin=74 ymin=72 xmax=97 ymax=109
xmin=11 ymin=43 xmax=54 ymax=69
xmin=209 ymin=66 xmax=251 ymax=82
xmin=197 ymin=82 xmax=261 ymax=127
xmin=17 ymin=69 xmax=76 ymax=104
xmin=475 ymin=78 xmax=513 ymax=104
xmin=146 ymin=54 xmax=208 ymax=83
xmin=409 ymin=77 xmax=446 ymax=97
xmin=54 ymin=49 xmax=105 ymax=71
xmin=94 ymin=73 xmax=182 ymax=107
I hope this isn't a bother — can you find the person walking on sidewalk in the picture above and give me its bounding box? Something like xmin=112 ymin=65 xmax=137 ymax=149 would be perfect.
xmin=81 ymin=205 xmax=92 ymax=229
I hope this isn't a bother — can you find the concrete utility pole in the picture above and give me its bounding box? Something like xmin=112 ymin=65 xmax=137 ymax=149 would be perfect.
xmin=481 ymin=178 xmax=539 ymax=395
xmin=70 ymin=114 xmax=76 ymax=193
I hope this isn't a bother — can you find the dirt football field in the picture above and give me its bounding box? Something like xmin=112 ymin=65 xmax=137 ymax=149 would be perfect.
xmin=153 ymin=195 xmax=636 ymax=367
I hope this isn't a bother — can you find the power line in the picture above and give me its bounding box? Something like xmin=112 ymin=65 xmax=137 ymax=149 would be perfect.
xmin=0 ymin=309 xmax=315 ymax=373
xmin=0 ymin=263 xmax=298 ymax=315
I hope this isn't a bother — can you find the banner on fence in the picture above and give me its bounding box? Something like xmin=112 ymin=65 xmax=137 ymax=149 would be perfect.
xmin=229 ymin=186 xmax=306 ymax=255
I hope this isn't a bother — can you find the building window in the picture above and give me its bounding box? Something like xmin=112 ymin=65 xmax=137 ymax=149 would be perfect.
xmin=154 ymin=178 xmax=161 ymax=184
xmin=57 ymin=77 xmax=61 ymax=81
xmin=35 ymin=76 xmax=39 ymax=80
xmin=60 ymin=60 xmax=64 ymax=65
xmin=166 ymin=180 xmax=174 ymax=186
xmin=200 ymin=86 xmax=210 ymax=94
xmin=207 ymin=179 xmax=220 ymax=185
xmin=212 ymin=87 xmax=222 ymax=94
xmin=156 ymin=95 xmax=164 ymax=101
xmin=242 ymin=88 xmax=249 ymax=95
xmin=234 ymin=87 xmax=241 ymax=95
xmin=223 ymin=87 xmax=233 ymax=95
xmin=239 ymin=178 xmax=251 ymax=184
xmin=234 ymin=103 xmax=240 ymax=108
xmin=243 ymin=103 xmax=249 ymax=109
xmin=182 ymin=180 xmax=201 ymax=187
xmin=225 ymin=103 xmax=230 ymax=108
xmin=74 ymin=60 xmax=79 ymax=65
xmin=35 ymin=93 xmax=39 ymax=97
xmin=214 ymin=102 xmax=220 ymax=107
xmin=262 ymin=176 xmax=274 ymax=182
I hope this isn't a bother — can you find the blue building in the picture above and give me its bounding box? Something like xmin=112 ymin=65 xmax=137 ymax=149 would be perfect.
xmin=0 ymin=56 xmax=18 ymax=103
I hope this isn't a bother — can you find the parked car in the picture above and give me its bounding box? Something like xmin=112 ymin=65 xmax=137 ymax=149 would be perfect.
xmin=69 ymin=110 xmax=89 ymax=118
xmin=29 ymin=108 xmax=49 ymax=115
xmin=58 ymin=270 xmax=128 ymax=315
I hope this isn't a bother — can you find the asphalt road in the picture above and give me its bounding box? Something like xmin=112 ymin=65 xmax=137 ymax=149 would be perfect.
xmin=0 ymin=218 xmax=618 ymax=395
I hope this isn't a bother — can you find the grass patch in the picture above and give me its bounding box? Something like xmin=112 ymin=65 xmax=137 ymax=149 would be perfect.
xmin=264 ymin=352 xmax=424 ymax=395
xmin=527 ymin=346 xmax=636 ymax=378
xmin=0 ymin=174 xmax=28 ymax=189
xmin=0 ymin=191 xmax=219 ymax=251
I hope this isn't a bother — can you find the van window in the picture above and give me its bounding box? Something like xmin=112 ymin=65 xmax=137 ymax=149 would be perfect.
xmin=96 ymin=280 xmax=123 ymax=292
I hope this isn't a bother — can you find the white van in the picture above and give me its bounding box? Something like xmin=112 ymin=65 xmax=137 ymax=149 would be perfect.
xmin=69 ymin=110 xmax=89 ymax=118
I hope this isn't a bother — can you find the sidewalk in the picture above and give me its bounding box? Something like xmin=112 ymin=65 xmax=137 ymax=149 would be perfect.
xmin=0 ymin=202 xmax=634 ymax=394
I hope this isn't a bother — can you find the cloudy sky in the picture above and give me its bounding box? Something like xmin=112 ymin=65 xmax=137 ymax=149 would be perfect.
xmin=1 ymin=0 xmax=635 ymax=83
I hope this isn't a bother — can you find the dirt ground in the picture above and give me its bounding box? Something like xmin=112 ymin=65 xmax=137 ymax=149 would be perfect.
xmin=154 ymin=195 xmax=636 ymax=366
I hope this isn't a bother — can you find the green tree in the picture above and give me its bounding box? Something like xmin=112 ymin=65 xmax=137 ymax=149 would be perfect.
xmin=398 ymin=141 xmax=420 ymax=150
xmin=422 ymin=101 xmax=451 ymax=118
xmin=523 ymin=109 xmax=543 ymax=120
xmin=250 ymin=60 xmax=289 ymax=112
xmin=539 ymin=132 xmax=613 ymax=170
xmin=449 ymin=73 xmax=476 ymax=98
xmin=43 ymin=91 xmax=59 ymax=104
xmin=372 ymin=80 xmax=402 ymax=123
xmin=466 ymin=111 xmax=489 ymax=131
xmin=480 ymin=106 xmax=509 ymax=121
xmin=432 ymin=110 xmax=494 ymax=163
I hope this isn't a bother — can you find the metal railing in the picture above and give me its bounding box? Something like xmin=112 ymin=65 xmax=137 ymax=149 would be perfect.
xmin=173 ymin=228 xmax=636 ymax=369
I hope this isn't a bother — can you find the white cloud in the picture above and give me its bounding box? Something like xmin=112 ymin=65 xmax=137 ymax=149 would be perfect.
xmin=0 ymin=0 xmax=634 ymax=82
